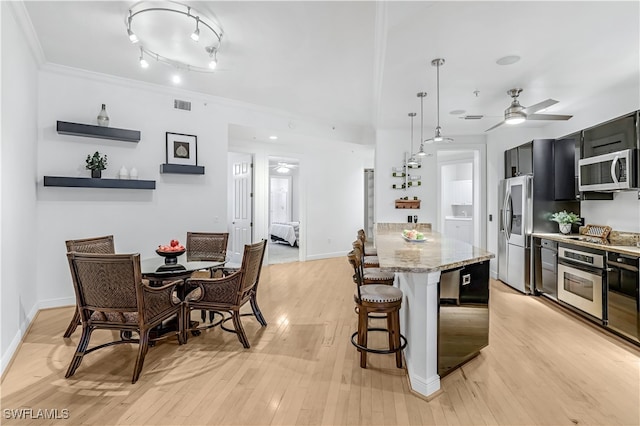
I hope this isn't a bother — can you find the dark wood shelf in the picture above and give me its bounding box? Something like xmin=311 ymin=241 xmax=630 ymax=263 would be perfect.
xmin=44 ymin=176 xmax=155 ymax=189
xmin=57 ymin=121 xmax=141 ymax=142
xmin=159 ymin=164 xmax=205 ymax=174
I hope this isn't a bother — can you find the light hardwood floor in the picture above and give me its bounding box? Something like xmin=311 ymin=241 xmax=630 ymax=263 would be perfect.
xmin=1 ymin=257 xmax=639 ymax=425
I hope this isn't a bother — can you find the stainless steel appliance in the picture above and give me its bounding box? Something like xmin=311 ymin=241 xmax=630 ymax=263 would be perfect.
xmin=578 ymin=148 xmax=638 ymax=192
xmin=606 ymin=252 xmax=640 ymax=344
xmin=557 ymin=244 xmax=606 ymax=320
xmin=536 ymin=239 xmax=558 ymax=298
xmin=498 ymin=175 xmax=532 ymax=293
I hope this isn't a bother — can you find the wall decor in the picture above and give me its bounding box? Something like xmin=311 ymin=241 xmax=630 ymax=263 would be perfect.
xmin=166 ymin=132 xmax=197 ymax=166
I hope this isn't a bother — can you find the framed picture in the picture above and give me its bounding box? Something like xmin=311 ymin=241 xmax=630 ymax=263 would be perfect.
xmin=166 ymin=132 xmax=197 ymax=166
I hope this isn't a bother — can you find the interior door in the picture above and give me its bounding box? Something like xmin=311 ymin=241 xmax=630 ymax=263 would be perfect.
xmin=229 ymin=153 xmax=253 ymax=264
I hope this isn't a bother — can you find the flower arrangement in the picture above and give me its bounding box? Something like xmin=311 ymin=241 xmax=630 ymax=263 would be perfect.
xmin=85 ymin=151 xmax=108 ymax=171
xmin=550 ymin=210 xmax=581 ymax=225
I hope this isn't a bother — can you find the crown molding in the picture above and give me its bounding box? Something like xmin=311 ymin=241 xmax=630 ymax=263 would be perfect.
xmin=8 ymin=1 xmax=46 ymax=67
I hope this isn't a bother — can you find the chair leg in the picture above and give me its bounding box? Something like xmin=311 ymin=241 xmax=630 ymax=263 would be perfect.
xmin=201 ymin=310 xmax=207 ymax=323
xmin=357 ymin=306 xmax=369 ymax=368
xmin=132 ymin=329 xmax=150 ymax=384
xmin=182 ymin=307 xmax=191 ymax=344
xmin=65 ymin=325 xmax=93 ymax=378
xmin=250 ymin=295 xmax=267 ymax=326
xmin=392 ymin=310 xmax=402 ymax=368
xmin=63 ymin=306 xmax=81 ymax=338
xmin=231 ymin=310 xmax=250 ymax=348
xmin=177 ymin=306 xmax=185 ymax=345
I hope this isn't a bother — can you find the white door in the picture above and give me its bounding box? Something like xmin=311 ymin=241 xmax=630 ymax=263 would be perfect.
xmin=229 ymin=153 xmax=253 ymax=264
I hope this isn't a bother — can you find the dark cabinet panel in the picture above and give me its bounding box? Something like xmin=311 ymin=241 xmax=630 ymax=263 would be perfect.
xmin=459 ymin=261 xmax=490 ymax=304
xmin=554 ymin=135 xmax=579 ymax=201
xmin=505 ymin=142 xmax=533 ymax=178
xmin=582 ymin=112 xmax=638 ymax=158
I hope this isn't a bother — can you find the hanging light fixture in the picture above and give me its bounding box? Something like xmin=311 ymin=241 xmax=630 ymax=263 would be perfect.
xmin=416 ymin=92 xmax=428 ymax=156
xmin=406 ymin=112 xmax=419 ymax=167
xmin=138 ymin=47 xmax=149 ymax=68
xmin=424 ymin=58 xmax=454 ymax=144
xmin=126 ymin=2 xmax=223 ymax=73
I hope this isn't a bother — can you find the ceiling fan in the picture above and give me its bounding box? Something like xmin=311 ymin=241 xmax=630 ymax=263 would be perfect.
xmin=485 ymin=88 xmax=572 ymax=132
xmin=271 ymin=162 xmax=298 ymax=174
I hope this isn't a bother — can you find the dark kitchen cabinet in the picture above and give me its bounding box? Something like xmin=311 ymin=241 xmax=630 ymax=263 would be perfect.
xmin=582 ymin=111 xmax=638 ymax=158
xmin=554 ymin=134 xmax=580 ymax=201
xmin=505 ymin=141 xmax=533 ymax=178
xmin=459 ymin=261 xmax=490 ymax=304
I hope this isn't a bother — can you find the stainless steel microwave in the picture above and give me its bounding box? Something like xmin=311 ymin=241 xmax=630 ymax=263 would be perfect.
xmin=578 ymin=148 xmax=638 ymax=191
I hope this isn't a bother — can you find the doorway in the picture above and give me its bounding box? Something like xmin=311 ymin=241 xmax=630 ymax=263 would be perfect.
xmin=438 ymin=150 xmax=480 ymax=246
xmin=267 ymin=157 xmax=300 ymax=264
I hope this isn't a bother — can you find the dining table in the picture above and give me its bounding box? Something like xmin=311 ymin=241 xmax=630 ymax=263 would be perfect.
xmin=140 ymin=254 xmax=226 ymax=341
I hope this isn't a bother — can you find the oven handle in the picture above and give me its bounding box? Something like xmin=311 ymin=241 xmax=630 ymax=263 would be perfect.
xmin=607 ymin=260 xmax=639 ymax=272
xmin=558 ymin=258 xmax=607 ymax=275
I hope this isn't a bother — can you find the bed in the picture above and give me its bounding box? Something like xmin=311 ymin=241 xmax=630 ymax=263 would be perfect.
xmin=269 ymin=221 xmax=300 ymax=247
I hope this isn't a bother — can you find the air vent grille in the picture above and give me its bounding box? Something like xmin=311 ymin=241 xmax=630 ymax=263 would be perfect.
xmin=174 ymin=99 xmax=191 ymax=111
xmin=459 ymin=115 xmax=484 ymax=120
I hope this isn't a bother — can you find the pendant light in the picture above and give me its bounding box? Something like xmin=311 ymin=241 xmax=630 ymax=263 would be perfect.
xmin=416 ymin=92 xmax=428 ymax=156
xmin=425 ymin=58 xmax=453 ymax=144
xmin=406 ymin=112 xmax=419 ymax=167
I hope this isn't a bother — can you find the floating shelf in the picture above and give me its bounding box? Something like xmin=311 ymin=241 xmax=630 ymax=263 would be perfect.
xmin=395 ymin=199 xmax=421 ymax=209
xmin=159 ymin=164 xmax=205 ymax=174
xmin=57 ymin=121 xmax=141 ymax=143
xmin=44 ymin=176 xmax=155 ymax=190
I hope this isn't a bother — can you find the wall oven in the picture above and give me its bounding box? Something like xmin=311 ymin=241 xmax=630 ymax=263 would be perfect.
xmin=557 ymin=244 xmax=606 ymax=320
xmin=578 ymin=148 xmax=638 ymax=192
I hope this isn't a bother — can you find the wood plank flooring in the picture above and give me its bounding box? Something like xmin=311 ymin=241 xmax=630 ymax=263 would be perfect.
xmin=1 ymin=257 xmax=639 ymax=425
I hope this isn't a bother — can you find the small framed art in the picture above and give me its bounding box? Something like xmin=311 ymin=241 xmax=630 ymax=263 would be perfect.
xmin=166 ymin=132 xmax=197 ymax=166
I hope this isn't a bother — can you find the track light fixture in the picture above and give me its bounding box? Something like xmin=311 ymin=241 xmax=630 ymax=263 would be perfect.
xmin=191 ymin=17 xmax=200 ymax=42
xmin=139 ymin=47 xmax=148 ymax=68
xmin=126 ymin=1 xmax=223 ymax=73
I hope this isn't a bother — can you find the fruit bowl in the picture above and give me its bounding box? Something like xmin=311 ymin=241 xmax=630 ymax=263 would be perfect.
xmin=156 ymin=249 xmax=185 ymax=264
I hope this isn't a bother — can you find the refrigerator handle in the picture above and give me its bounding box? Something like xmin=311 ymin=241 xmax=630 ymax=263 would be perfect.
xmin=505 ymin=193 xmax=512 ymax=240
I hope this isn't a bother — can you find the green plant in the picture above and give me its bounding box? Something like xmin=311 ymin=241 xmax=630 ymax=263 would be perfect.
xmin=550 ymin=210 xmax=580 ymax=225
xmin=85 ymin=151 xmax=108 ymax=171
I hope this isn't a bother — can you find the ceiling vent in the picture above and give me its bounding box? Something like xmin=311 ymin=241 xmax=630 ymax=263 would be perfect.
xmin=459 ymin=115 xmax=484 ymax=120
xmin=174 ymin=99 xmax=191 ymax=111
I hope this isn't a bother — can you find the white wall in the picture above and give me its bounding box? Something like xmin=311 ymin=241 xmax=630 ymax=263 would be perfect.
xmin=1 ymin=2 xmax=40 ymax=373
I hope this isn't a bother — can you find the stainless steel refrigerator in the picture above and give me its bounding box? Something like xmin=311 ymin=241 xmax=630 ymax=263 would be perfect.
xmin=498 ymin=175 xmax=532 ymax=293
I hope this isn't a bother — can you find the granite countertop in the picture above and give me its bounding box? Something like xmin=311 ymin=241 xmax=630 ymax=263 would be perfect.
xmin=532 ymin=232 xmax=640 ymax=257
xmin=374 ymin=224 xmax=494 ymax=273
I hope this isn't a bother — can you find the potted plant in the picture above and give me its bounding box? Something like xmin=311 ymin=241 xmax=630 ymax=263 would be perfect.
xmin=85 ymin=151 xmax=108 ymax=178
xmin=550 ymin=210 xmax=580 ymax=234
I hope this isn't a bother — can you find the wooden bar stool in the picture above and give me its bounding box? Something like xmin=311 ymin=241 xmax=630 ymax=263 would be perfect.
xmin=357 ymin=229 xmax=377 ymax=256
xmin=352 ymin=239 xmax=379 ymax=268
xmin=347 ymin=249 xmax=406 ymax=368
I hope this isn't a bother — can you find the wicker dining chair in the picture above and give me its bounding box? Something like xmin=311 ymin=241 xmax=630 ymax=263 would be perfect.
xmin=183 ymin=239 xmax=267 ymax=347
xmin=63 ymin=235 xmax=115 ymax=337
xmin=65 ymin=252 xmax=183 ymax=384
xmin=186 ymin=232 xmax=230 ymax=322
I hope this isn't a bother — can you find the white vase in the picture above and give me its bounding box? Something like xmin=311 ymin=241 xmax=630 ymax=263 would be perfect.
xmin=559 ymin=223 xmax=571 ymax=234
xmin=97 ymin=104 xmax=109 ymax=127
xmin=119 ymin=165 xmax=129 ymax=179
xmin=129 ymin=167 xmax=138 ymax=180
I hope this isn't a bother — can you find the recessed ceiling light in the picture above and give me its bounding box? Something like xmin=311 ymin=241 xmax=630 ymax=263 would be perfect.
xmin=172 ymin=75 xmax=181 ymax=84
xmin=496 ymin=55 xmax=521 ymax=66
xmin=449 ymin=109 xmax=466 ymax=115
xmin=269 ymin=135 xmax=278 ymax=140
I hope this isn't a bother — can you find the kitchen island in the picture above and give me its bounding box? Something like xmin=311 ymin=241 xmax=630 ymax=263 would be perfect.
xmin=374 ymin=223 xmax=495 ymax=398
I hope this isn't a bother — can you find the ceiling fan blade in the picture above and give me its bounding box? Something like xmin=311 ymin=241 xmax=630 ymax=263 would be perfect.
xmin=526 ymin=113 xmax=573 ymax=121
xmin=522 ymin=99 xmax=558 ymax=115
xmin=485 ymin=120 xmax=506 ymax=132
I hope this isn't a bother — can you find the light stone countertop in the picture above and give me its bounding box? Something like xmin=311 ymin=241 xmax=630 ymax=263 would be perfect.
xmin=533 ymin=232 xmax=640 ymax=257
xmin=374 ymin=224 xmax=495 ymax=272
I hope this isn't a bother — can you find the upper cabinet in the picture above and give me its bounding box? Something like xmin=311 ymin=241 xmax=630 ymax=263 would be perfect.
xmin=505 ymin=141 xmax=533 ymax=178
xmin=57 ymin=121 xmax=141 ymax=143
xmin=553 ymin=134 xmax=580 ymax=201
xmin=582 ymin=111 xmax=638 ymax=158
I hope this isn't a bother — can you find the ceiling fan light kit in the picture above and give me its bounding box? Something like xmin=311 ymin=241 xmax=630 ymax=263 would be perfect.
xmin=126 ymin=1 xmax=223 ymax=73
xmin=486 ymin=87 xmax=572 ymax=132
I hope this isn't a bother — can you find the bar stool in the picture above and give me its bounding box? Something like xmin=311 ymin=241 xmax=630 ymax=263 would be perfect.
xmin=347 ymin=249 xmax=406 ymax=368
xmin=353 ymin=239 xmax=379 ymax=268
xmin=357 ymin=229 xmax=377 ymax=256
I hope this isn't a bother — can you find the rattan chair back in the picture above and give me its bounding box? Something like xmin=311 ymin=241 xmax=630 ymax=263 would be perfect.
xmin=186 ymin=232 xmax=229 ymax=262
xmin=65 ymin=235 xmax=115 ymax=254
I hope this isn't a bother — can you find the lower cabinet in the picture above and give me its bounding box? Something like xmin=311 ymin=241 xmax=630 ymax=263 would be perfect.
xmin=444 ymin=219 xmax=474 ymax=245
